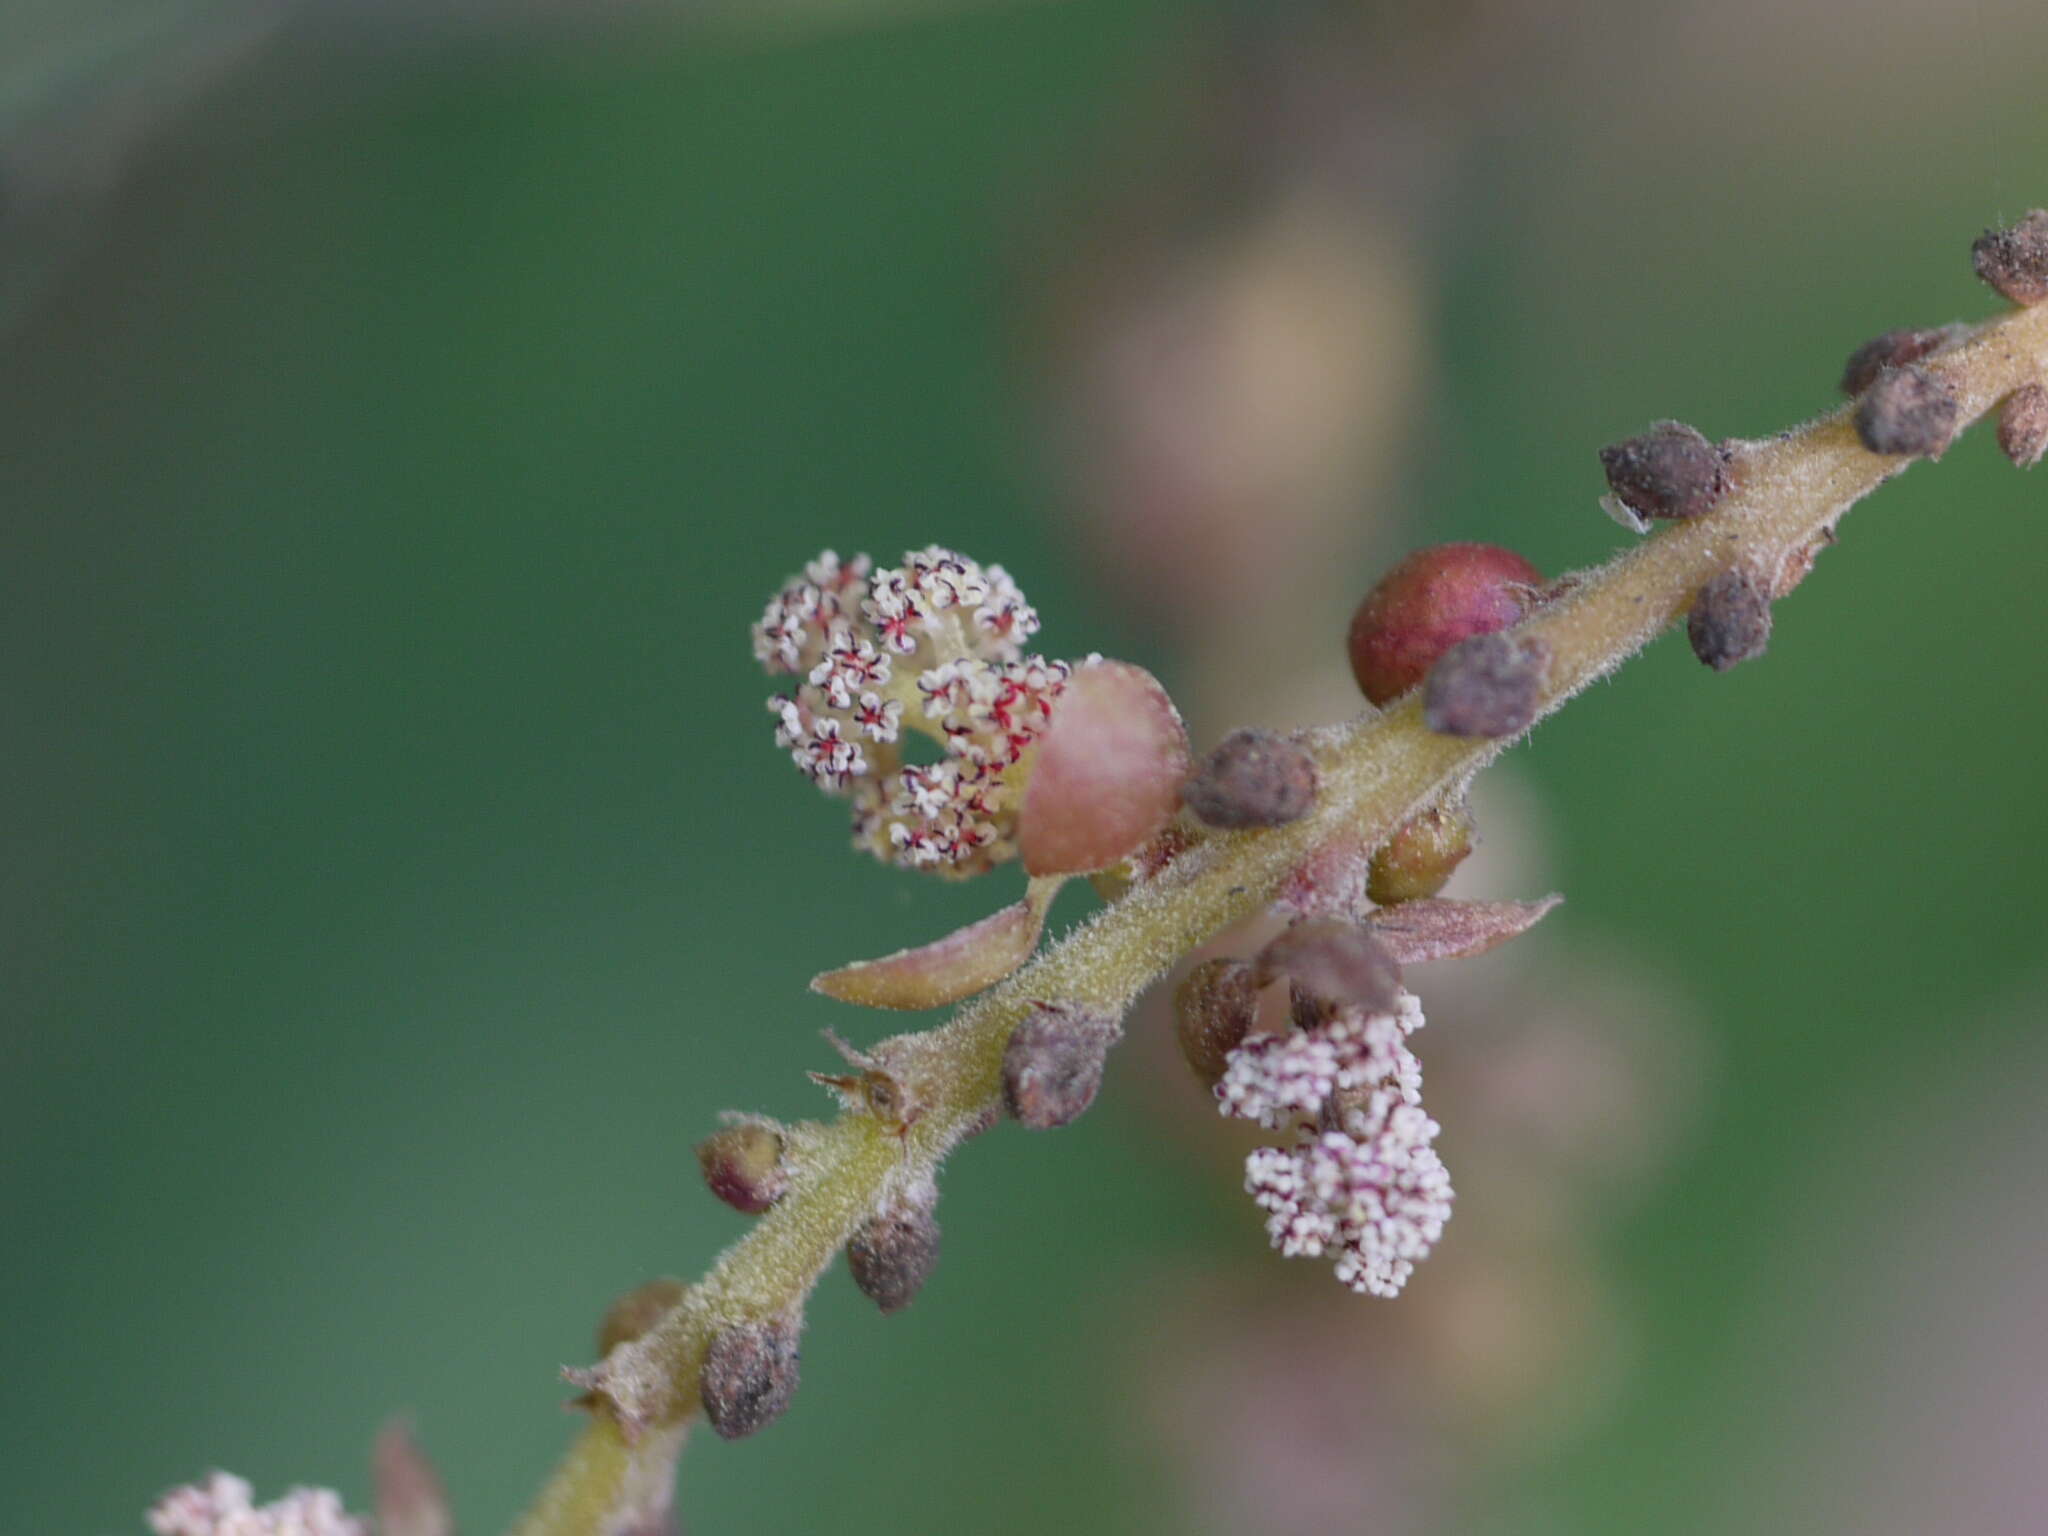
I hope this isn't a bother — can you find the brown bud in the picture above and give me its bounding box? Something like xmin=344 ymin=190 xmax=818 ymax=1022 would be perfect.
xmin=1172 ymin=958 xmax=1260 ymax=1088
xmin=696 ymin=1122 xmax=788 ymax=1215
xmin=1838 ymin=327 xmax=1953 ymax=396
xmin=1687 ymin=565 xmax=1772 ymax=672
xmin=1255 ymin=918 xmax=1401 ymax=1016
xmin=1855 ymin=364 xmax=1958 ymax=457
xmin=1972 ymin=210 xmax=2048 ymax=306
xmin=1366 ymin=805 xmax=1475 ymax=907
xmin=596 ymin=1277 xmax=687 ymax=1356
xmin=846 ymin=1200 xmax=941 ymax=1314
xmin=1001 ymin=1003 xmax=1120 ymax=1128
xmin=1181 ymin=730 xmax=1318 ymax=829
xmin=700 ymin=1315 xmax=801 ymax=1440
xmin=1998 ymin=382 xmax=2048 ymax=469
xmin=1598 ymin=420 xmax=1730 ymax=522
xmin=1423 ymin=632 xmax=1548 ymax=738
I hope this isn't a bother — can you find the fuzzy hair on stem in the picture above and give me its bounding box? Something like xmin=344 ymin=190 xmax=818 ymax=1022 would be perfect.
xmin=507 ymin=294 xmax=2048 ymax=1536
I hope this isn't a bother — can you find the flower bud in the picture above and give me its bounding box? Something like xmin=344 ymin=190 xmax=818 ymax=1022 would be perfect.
xmin=1017 ymin=660 xmax=1190 ymax=876
xmin=1839 ymin=326 xmax=1954 ymax=395
xmin=1688 ymin=565 xmax=1772 ymax=672
xmin=1972 ymin=210 xmax=2048 ymax=306
xmin=1346 ymin=543 xmax=1542 ymax=706
xmin=696 ymin=1122 xmax=788 ymax=1215
xmin=1998 ymin=381 xmax=2048 ymax=469
xmin=1173 ymin=958 xmax=1260 ymax=1088
xmin=1598 ymin=420 xmax=1731 ymax=522
xmin=1366 ymin=804 xmax=1475 ymax=906
xmin=700 ymin=1314 xmax=801 ymax=1440
xmin=1180 ymin=729 xmax=1318 ymax=829
xmin=1001 ymin=1002 xmax=1120 ymax=1128
xmin=1423 ymin=632 xmax=1549 ymax=738
xmin=1855 ymin=364 xmax=1958 ymax=458
xmin=1255 ymin=917 xmax=1401 ymax=1016
xmin=596 ymin=1277 xmax=687 ymax=1356
xmin=846 ymin=1200 xmax=941 ymax=1315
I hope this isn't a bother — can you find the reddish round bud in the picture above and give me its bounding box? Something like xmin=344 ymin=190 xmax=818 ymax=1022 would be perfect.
xmin=846 ymin=1201 xmax=941 ymax=1315
xmin=1367 ymin=805 xmax=1475 ymax=907
xmin=1001 ymin=1002 xmax=1120 ymax=1128
xmin=1346 ymin=543 xmax=1543 ymax=706
xmin=700 ymin=1315 xmax=801 ymax=1440
xmin=1018 ymin=660 xmax=1190 ymax=876
xmin=596 ymin=1277 xmax=686 ymax=1356
xmin=1173 ymin=958 xmax=1260 ymax=1088
xmin=696 ymin=1122 xmax=788 ymax=1215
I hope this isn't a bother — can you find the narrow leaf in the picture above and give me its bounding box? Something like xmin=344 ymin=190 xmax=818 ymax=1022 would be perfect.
xmin=1364 ymin=894 xmax=1562 ymax=965
xmin=811 ymin=877 xmax=1065 ymax=1010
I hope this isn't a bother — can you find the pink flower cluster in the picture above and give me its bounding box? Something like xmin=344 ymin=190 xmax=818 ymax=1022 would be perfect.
xmin=148 ymin=1474 xmax=363 ymax=1536
xmin=1218 ymin=990 xmax=1454 ymax=1298
xmin=753 ymin=547 xmax=1071 ymax=877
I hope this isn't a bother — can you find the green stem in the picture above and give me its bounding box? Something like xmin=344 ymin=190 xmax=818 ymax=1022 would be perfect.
xmin=508 ymin=297 xmax=2048 ymax=1536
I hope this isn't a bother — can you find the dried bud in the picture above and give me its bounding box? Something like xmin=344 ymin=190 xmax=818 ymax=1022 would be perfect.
xmin=700 ymin=1315 xmax=801 ymax=1440
xmin=1001 ymin=1002 xmax=1120 ymax=1128
xmin=1181 ymin=729 xmax=1318 ymax=829
xmin=1972 ymin=210 xmax=2048 ymax=306
xmin=1255 ymin=917 xmax=1401 ymax=1016
xmin=1172 ymin=958 xmax=1260 ymax=1088
xmin=1017 ymin=660 xmax=1190 ymax=876
xmin=1346 ymin=543 xmax=1542 ymax=706
xmin=1855 ymin=364 xmax=1958 ymax=457
xmin=1998 ymin=381 xmax=2048 ymax=469
xmin=696 ymin=1122 xmax=788 ymax=1215
xmin=1366 ymin=805 xmax=1475 ymax=907
xmin=846 ymin=1200 xmax=941 ymax=1314
xmin=1423 ymin=632 xmax=1548 ymax=738
xmin=1598 ymin=420 xmax=1730 ymax=522
xmin=1838 ymin=327 xmax=1954 ymax=396
xmin=1688 ymin=565 xmax=1772 ymax=672
xmin=372 ymin=1422 xmax=454 ymax=1536
xmin=596 ymin=1277 xmax=687 ymax=1356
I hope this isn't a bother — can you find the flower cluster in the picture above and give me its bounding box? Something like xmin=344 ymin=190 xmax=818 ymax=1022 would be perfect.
xmin=1218 ymin=990 xmax=1453 ymax=1298
xmin=753 ymin=547 xmax=1071 ymax=876
xmin=148 ymin=1474 xmax=363 ymax=1536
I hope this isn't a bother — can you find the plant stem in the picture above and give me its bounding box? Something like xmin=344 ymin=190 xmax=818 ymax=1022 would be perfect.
xmin=508 ymin=296 xmax=2048 ymax=1536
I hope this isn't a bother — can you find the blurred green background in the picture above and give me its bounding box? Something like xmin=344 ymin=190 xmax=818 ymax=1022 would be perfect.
xmin=5 ymin=3 xmax=2047 ymax=1533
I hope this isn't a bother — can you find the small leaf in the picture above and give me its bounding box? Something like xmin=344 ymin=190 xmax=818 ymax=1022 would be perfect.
xmin=811 ymin=877 xmax=1065 ymax=1009
xmin=373 ymin=1420 xmax=454 ymax=1536
xmin=1363 ymin=894 xmax=1562 ymax=964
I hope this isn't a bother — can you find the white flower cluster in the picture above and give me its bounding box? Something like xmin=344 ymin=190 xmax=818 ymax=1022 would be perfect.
xmin=1219 ymin=990 xmax=1453 ymax=1298
xmin=753 ymin=547 xmax=1068 ymax=876
xmin=148 ymin=1474 xmax=363 ymax=1536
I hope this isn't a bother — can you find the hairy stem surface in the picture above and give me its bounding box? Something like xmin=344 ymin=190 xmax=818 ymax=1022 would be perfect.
xmin=509 ymin=297 xmax=2048 ymax=1536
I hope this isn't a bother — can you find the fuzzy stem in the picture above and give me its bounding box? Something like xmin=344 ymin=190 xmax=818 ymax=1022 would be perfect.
xmin=507 ymin=297 xmax=2048 ymax=1536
